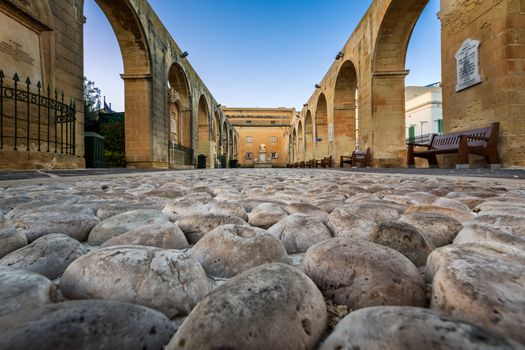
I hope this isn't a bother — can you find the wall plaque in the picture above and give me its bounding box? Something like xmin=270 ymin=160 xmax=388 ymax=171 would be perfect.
xmin=455 ymin=38 xmax=481 ymax=92
xmin=0 ymin=10 xmax=42 ymax=83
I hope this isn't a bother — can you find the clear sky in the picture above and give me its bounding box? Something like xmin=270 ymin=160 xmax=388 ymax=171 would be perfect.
xmin=84 ymin=0 xmax=441 ymax=112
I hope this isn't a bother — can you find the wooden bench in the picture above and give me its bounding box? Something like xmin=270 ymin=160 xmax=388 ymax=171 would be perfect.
xmin=407 ymin=122 xmax=501 ymax=169
xmin=340 ymin=148 xmax=371 ymax=168
xmin=316 ymin=156 xmax=333 ymax=168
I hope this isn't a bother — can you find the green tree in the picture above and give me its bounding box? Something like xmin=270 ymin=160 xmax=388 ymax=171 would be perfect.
xmin=83 ymin=77 xmax=101 ymax=123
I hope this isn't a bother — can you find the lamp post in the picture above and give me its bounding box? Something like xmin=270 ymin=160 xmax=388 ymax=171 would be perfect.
xmin=420 ymin=121 xmax=428 ymax=136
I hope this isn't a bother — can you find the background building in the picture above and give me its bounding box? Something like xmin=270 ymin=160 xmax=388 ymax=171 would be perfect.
xmin=405 ymin=84 xmax=443 ymax=143
xmin=224 ymin=107 xmax=294 ymax=167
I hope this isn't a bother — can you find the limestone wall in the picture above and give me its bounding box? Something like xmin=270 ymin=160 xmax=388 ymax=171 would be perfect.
xmin=441 ymin=0 xmax=525 ymax=167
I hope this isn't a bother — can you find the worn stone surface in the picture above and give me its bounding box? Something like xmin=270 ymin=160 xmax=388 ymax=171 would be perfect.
xmin=454 ymin=222 xmax=525 ymax=249
xmin=88 ymin=209 xmax=170 ymax=245
xmin=60 ymin=246 xmax=212 ymax=318
xmin=0 ymin=300 xmax=176 ymax=350
xmin=404 ymin=204 xmax=476 ymax=223
xmin=14 ymin=207 xmax=100 ymax=242
xmin=0 ymin=170 xmax=524 ymax=347
xmin=0 ymin=234 xmax=85 ymax=279
xmin=268 ymin=213 xmax=332 ymax=254
xmin=345 ymin=199 xmax=406 ymax=223
xmin=191 ymin=224 xmax=287 ymax=278
xmin=175 ymin=212 xmax=247 ymax=244
xmin=284 ymin=202 xmax=329 ymax=224
xmin=368 ymin=221 xmax=435 ymax=267
xmin=167 ymin=263 xmax=327 ymax=350
xmin=206 ymin=200 xmax=248 ymax=221
xmin=0 ymin=266 xmax=57 ymax=317
xmin=248 ymin=202 xmax=288 ymax=229
xmin=399 ymin=212 xmax=463 ymax=247
xmin=427 ymin=243 xmax=525 ymax=344
xmin=0 ymin=224 xmax=27 ymax=258
xmin=101 ymin=222 xmax=189 ymax=249
xmin=302 ymin=237 xmax=425 ymax=310
xmin=327 ymin=207 xmax=376 ymax=239
xmin=321 ymin=307 xmax=522 ymax=350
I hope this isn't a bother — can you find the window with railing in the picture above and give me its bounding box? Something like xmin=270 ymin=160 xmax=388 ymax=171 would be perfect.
xmin=246 ymin=152 xmax=253 ymax=159
xmin=0 ymin=69 xmax=76 ymax=154
xmin=246 ymin=136 xmax=252 ymax=144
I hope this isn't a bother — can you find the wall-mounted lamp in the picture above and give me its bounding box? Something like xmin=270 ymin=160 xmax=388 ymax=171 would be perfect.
xmin=180 ymin=51 xmax=189 ymax=58
xmin=217 ymin=104 xmax=222 ymax=108
xmin=335 ymin=51 xmax=344 ymax=60
xmin=315 ymin=84 xmax=321 ymax=89
xmin=303 ymin=103 xmax=308 ymax=107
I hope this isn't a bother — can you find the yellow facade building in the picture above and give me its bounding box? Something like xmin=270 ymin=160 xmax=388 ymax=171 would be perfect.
xmin=223 ymin=108 xmax=294 ymax=167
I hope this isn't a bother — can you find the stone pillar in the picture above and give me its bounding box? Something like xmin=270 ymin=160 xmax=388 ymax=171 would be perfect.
xmin=121 ymin=73 xmax=153 ymax=168
xmin=333 ymin=105 xmax=357 ymax=163
xmin=367 ymin=70 xmax=409 ymax=167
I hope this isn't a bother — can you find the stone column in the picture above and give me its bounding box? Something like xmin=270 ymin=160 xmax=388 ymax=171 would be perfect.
xmin=367 ymin=70 xmax=409 ymax=168
xmin=121 ymin=73 xmax=153 ymax=168
xmin=333 ymin=105 xmax=357 ymax=163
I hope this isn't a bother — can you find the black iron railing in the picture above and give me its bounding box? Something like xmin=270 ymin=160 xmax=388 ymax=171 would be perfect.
xmin=0 ymin=70 xmax=76 ymax=154
xmin=170 ymin=143 xmax=193 ymax=165
xmin=405 ymin=133 xmax=437 ymax=145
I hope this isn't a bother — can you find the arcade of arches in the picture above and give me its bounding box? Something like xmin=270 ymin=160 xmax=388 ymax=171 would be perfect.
xmin=1 ymin=0 xmax=524 ymax=169
xmin=289 ymin=0 xmax=525 ymax=168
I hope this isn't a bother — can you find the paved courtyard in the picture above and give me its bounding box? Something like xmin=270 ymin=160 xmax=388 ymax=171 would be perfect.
xmin=0 ymin=169 xmax=524 ymax=348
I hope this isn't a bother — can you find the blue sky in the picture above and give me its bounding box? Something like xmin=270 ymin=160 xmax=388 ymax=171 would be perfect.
xmin=84 ymin=0 xmax=441 ymax=112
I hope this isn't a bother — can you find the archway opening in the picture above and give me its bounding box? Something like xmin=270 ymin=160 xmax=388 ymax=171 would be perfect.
xmin=304 ymin=111 xmax=314 ymax=160
xmin=197 ymin=95 xmax=211 ymax=167
xmin=371 ymin=0 xmax=440 ymax=166
xmin=297 ymin=121 xmax=304 ymax=161
xmin=167 ymin=62 xmax=192 ymax=165
xmin=333 ymin=60 xmax=358 ymax=161
xmin=213 ymin=111 xmax=220 ymax=166
xmin=84 ymin=0 xmax=151 ymax=168
xmin=315 ymin=93 xmax=329 ymax=158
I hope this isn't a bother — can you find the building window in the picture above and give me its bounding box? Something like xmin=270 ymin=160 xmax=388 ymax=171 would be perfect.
xmin=408 ymin=125 xmax=415 ymax=143
xmin=246 ymin=152 xmax=253 ymax=160
xmin=246 ymin=120 xmax=252 ymax=125
xmin=246 ymin=136 xmax=252 ymax=144
xmin=270 ymin=136 xmax=277 ymax=144
xmin=270 ymin=121 xmax=276 ymax=125
xmin=437 ymin=119 xmax=443 ymax=134
xmin=271 ymin=152 xmax=279 ymax=159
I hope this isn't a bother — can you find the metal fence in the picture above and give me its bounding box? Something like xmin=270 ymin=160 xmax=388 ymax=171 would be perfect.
xmin=0 ymin=70 xmax=76 ymax=154
xmin=170 ymin=143 xmax=193 ymax=165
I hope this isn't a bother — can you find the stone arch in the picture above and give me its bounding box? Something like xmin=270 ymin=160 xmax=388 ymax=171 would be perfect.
xmin=315 ymin=93 xmax=329 ymax=158
xmin=222 ymin=120 xmax=229 ymax=157
xmin=168 ymin=62 xmax=191 ymax=151
xmin=213 ymin=111 xmax=220 ymax=165
xmin=197 ymin=95 xmax=211 ymax=167
xmin=288 ymin=128 xmax=297 ymax=163
xmin=333 ymin=60 xmax=358 ymax=160
xmin=304 ymin=111 xmax=314 ymax=160
xmin=373 ymin=0 xmax=429 ymax=73
xmin=228 ymin=127 xmax=234 ymax=160
xmin=297 ymin=120 xmax=304 ymax=161
xmin=232 ymin=132 xmax=238 ymax=160
xmin=368 ymin=0 xmax=430 ymax=166
xmin=85 ymin=0 xmax=153 ymax=166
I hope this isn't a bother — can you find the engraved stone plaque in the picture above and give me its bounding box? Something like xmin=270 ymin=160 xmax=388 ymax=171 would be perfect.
xmin=455 ymin=39 xmax=481 ymax=92
xmin=0 ymin=10 xmax=42 ymax=83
